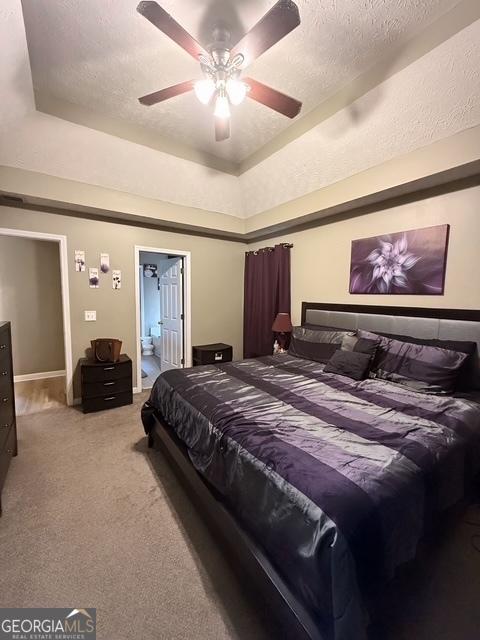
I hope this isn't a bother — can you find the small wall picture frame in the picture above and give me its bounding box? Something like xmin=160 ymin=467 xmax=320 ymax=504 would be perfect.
xmin=112 ymin=269 xmax=122 ymax=290
xmin=100 ymin=253 xmax=110 ymax=274
xmin=74 ymin=250 xmax=86 ymax=272
xmin=89 ymin=267 xmax=99 ymax=288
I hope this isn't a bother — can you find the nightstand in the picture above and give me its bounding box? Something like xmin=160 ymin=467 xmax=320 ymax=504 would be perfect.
xmin=192 ymin=343 xmax=233 ymax=366
xmin=80 ymin=354 xmax=133 ymax=413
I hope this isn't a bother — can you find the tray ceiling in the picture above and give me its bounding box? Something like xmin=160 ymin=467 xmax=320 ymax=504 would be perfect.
xmin=22 ymin=0 xmax=461 ymax=166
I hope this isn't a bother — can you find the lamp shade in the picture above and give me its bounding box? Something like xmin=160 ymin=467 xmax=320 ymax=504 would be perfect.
xmin=272 ymin=312 xmax=292 ymax=333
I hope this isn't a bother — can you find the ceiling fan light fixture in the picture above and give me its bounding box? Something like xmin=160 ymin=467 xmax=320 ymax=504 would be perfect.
xmin=214 ymin=94 xmax=231 ymax=119
xmin=226 ymin=79 xmax=248 ymax=106
xmin=194 ymin=78 xmax=215 ymax=105
xmin=136 ymin=0 xmax=303 ymax=142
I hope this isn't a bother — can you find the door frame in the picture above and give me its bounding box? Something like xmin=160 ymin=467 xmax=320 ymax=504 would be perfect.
xmin=0 ymin=227 xmax=74 ymax=405
xmin=134 ymin=245 xmax=192 ymax=392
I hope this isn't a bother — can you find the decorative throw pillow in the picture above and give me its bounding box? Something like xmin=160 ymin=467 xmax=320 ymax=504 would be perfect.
xmin=341 ymin=333 xmax=378 ymax=357
xmin=357 ymin=329 xmax=468 ymax=394
xmin=324 ymin=350 xmax=372 ymax=381
xmin=377 ymin=332 xmax=478 ymax=390
xmin=288 ymin=326 xmax=353 ymax=363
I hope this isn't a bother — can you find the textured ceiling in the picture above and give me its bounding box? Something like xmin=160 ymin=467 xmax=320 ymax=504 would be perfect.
xmin=0 ymin=0 xmax=34 ymax=131
xmin=240 ymin=17 xmax=480 ymax=216
xmin=21 ymin=0 xmax=461 ymax=164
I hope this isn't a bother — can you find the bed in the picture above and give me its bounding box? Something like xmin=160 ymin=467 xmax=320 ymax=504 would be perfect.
xmin=141 ymin=302 xmax=480 ymax=640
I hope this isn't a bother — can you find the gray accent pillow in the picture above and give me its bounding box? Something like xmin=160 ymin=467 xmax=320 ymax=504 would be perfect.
xmin=357 ymin=329 xmax=468 ymax=394
xmin=289 ymin=326 xmax=353 ymax=363
xmin=324 ymin=350 xmax=372 ymax=381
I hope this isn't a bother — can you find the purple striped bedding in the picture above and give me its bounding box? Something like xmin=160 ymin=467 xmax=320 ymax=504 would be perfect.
xmin=143 ymin=354 xmax=480 ymax=640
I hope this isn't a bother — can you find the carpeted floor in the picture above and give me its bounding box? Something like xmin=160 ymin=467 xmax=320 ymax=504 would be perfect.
xmin=1 ymin=393 xmax=480 ymax=640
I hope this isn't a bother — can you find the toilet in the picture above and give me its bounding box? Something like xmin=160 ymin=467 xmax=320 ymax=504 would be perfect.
xmin=141 ymin=336 xmax=154 ymax=356
xmin=151 ymin=326 xmax=161 ymax=357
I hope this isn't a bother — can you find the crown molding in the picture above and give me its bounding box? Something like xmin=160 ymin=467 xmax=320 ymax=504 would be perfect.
xmin=1 ymin=158 xmax=479 ymax=245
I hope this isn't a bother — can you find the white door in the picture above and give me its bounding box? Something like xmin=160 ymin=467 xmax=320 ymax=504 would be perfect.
xmin=159 ymin=258 xmax=184 ymax=371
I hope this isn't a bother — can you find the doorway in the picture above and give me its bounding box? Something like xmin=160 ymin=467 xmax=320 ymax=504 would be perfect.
xmin=134 ymin=246 xmax=191 ymax=392
xmin=0 ymin=227 xmax=73 ymax=406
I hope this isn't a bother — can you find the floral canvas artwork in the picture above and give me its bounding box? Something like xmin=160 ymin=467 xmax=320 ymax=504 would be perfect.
xmin=349 ymin=224 xmax=450 ymax=295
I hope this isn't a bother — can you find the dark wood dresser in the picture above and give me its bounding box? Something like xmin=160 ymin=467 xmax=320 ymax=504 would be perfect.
xmin=192 ymin=343 xmax=233 ymax=366
xmin=80 ymin=354 xmax=133 ymax=413
xmin=0 ymin=321 xmax=18 ymax=516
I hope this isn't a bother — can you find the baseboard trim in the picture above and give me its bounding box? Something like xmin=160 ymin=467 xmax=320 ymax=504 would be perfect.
xmin=14 ymin=370 xmax=66 ymax=382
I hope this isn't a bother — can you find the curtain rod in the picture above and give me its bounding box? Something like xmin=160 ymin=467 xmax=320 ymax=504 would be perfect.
xmin=245 ymin=242 xmax=293 ymax=255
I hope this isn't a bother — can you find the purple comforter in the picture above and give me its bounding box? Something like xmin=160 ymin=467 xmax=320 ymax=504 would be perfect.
xmin=143 ymin=354 xmax=480 ymax=640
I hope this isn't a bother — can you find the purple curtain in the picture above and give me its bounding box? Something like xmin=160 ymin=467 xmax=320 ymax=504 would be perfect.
xmin=243 ymin=244 xmax=291 ymax=358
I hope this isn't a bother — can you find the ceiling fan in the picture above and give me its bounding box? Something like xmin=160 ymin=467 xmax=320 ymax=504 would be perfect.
xmin=136 ymin=0 xmax=302 ymax=142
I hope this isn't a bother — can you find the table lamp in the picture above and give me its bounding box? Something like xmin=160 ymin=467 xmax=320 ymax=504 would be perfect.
xmin=272 ymin=312 xmax=293 ymax=353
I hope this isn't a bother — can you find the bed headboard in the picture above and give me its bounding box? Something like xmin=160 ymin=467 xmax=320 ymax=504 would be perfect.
xmin=301 ymin=302 xmax=480 ymax=387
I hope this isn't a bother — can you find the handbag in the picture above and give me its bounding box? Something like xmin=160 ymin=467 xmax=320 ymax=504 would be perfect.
xmin=90 ymin=338 xmax=122 ymax=363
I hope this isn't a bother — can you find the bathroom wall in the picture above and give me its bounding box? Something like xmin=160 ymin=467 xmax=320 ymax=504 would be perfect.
xmin=140 ymin=251 xmax=166 ymax=340
xmin=0 ymin=235 xmax=65 ymax=376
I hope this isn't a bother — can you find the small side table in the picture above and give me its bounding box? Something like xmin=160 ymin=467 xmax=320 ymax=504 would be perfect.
xmin=80 ymin=354 xmax=133 ymax=413
xmin=192 ymin=343 xmax=233 ymax=366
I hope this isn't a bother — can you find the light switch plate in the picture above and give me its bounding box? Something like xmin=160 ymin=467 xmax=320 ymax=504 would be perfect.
xmin=84 ymin=310 xmax=96 ymax=322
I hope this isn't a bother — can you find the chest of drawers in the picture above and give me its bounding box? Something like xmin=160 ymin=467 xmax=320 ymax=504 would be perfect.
xmin=80 ymin=354 xmax=133 ymax=413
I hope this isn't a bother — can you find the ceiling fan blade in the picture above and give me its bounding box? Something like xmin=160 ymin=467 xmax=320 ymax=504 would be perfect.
xmin=137 ymin=1 xmax=207 ymax=60
xmin=215 ymin=118 xmax=230 ymax=142
xmin=138 ymin=80 xmax=195 ymax=106
xmin=231 ymin=0 xmax=300 ymax=69
xmin=244 ymin=78 xmax=301 ymax=118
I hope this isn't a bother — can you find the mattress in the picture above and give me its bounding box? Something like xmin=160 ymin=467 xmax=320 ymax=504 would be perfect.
xmin=143 ymin=354 xmax=480 ymax=640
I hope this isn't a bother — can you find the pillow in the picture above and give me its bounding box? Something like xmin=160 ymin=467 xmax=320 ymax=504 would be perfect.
xmin=324 ymin=350 xmax=372 ymax=381
xmin=288 ymin=326 xmax=353 ymax=363
xmin=357 ymin=329 xmax=468 ymax=394
xmin=377 ymin=332 xmax=478 ymax=390
xmin=341 ymin=333 xmax=378 ymax=357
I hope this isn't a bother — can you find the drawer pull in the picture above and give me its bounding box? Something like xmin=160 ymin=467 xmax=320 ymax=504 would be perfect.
xmin=1 ymin=371 xmax=7 ymax=376
xmin=7 ymin=449 xmax=13 ymax=454
xmin=103 ymin=381 xmax=115 ymax=386
xmin=103 ymin=366 xmax=115 ymax=371
xmin=104 ymin=396 xmax=116 ymax=401
xmin=2 ymin=397 xmax=8 ymax=403
xmin=0 ymin=344 xmax=6 ymax=350
xmin=1 ymin=424 xmax=8 ymax=429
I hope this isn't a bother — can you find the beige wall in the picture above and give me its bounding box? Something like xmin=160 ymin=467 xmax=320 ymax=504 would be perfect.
xmin=0 ymin=207 xmax=245 ymax=397
xmin=250 ymin=184 xmax=480 ymax=325
xmin=0 ymin=235 xmax=64 ymax=375
xmin=1 ymin=182 xmax=477 ymax=393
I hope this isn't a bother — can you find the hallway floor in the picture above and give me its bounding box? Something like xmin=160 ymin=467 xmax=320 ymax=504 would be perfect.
xmin=14 ymin=376 xmax=66 ymax=416
xmin=141 ymin=354 xmax=162 ymax=389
